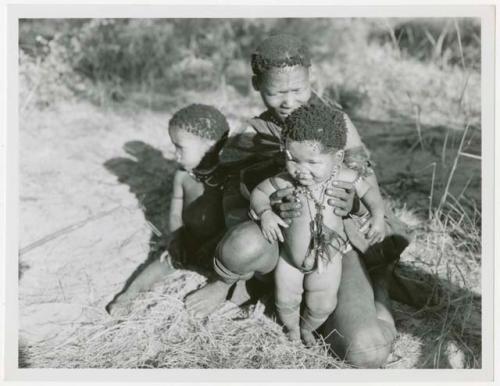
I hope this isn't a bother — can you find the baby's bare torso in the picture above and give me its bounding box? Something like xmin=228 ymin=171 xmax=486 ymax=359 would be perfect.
xmin=275 ymin=170 xmax=355 ymax=269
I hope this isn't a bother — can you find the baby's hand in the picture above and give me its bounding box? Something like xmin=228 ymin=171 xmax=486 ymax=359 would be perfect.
xmin=260 ymin=210 xmax=289 ymax=243
xmin=367 ymin=216 xmax=386 ymax=245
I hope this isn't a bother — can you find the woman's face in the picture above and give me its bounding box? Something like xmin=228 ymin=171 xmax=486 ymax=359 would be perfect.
xmin=285 ymin=139 xmax=341 ymax=186
xmin=168 ymin=126 xmax=214 ymax=171
xmin=255 ymin=66 xmax=312 ymax=123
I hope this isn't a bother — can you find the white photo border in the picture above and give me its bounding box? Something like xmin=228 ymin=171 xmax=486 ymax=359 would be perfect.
xmin=2 ymin=2 xmax=496 ymax=384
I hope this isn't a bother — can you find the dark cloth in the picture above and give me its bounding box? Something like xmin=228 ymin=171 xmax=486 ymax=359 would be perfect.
xmin=167 ymin=227 xmax=224 ymax=273
xmin=344 ymin=203 xmax=413 ymax=269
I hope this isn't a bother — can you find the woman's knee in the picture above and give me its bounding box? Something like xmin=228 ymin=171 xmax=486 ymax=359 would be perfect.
xmin=343 ymin=323 xmax=395 ymax=368
xmin=217 ymin=221 xmax=276 ymax=273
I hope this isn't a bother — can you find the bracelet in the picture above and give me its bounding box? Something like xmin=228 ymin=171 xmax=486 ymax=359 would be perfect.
xmin=248 ymin=207 xmax=272 ymax=222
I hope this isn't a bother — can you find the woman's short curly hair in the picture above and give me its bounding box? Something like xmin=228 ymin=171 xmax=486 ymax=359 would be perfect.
xmin=169 ymin=104 xmax=229 ymax=140
xmin=251 ymin=34 xmax=311 ymax=76
xmin=283 ymin=103 xmax=347 ymax=151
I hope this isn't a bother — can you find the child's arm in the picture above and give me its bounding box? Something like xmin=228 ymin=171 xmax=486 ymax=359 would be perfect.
xmin=250 ymin=177 xmax=289 ymax=243
xmin=168 ymin=170 xmax=185 ymax=233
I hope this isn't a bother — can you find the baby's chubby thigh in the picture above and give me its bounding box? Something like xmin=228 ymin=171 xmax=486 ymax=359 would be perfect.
xmin=303 ymin=256 xmax=342 ymax=317
xmin=281 ymin=213 xmax=313 ymax=268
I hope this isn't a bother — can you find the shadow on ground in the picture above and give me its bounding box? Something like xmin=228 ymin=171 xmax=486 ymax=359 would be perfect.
xmin=103 ymin=141 xmax=177 ymax=309
xmin=390 ymin=263 xmax=481 ymax=368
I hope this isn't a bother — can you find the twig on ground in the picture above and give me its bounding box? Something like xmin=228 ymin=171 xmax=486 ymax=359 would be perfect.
xmin=20 ymin=205 xmax=124 ymax=256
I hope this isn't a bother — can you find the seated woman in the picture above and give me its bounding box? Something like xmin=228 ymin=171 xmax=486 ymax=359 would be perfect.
xmin=185 ymin=34 xmax=412 ymax=368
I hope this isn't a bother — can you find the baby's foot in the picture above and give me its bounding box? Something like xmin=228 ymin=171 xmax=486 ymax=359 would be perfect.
xmin=286 ymin=328 xmax=300 ymax=342
xmin=300 ymin=328 xmax=316 ymax=347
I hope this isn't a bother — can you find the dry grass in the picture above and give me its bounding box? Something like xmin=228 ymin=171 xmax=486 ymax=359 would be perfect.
xmin=22 ymin=270 xmax=345 ymax=369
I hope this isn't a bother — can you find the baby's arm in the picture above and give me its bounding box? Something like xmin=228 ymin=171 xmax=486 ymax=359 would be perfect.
xmin=168 ymin=170 xmax=185 ymax=233
xmin=250 ymin=177 xmax=290 ymax=242
xmin=358 ymin=180 xmax=386 ymax=245
xmin=344 ymin=114 xmax=383 ymax=214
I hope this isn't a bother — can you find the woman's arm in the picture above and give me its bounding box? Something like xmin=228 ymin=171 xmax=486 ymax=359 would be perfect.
xmin=168 ymin=170 xmax=185 ymax=233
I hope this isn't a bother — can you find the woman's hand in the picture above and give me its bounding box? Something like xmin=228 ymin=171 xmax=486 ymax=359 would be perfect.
xmin=269 ymin=187 xmax=302 ymax=224
xmin=325 ymin=180 xmax=355 ymax=217
xmin=260 ymin=210 xmax=289 ymax=243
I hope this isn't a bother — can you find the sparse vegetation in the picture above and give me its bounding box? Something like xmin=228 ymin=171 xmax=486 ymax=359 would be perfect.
xmin=18 ymin=18 xmax=481 ymax=369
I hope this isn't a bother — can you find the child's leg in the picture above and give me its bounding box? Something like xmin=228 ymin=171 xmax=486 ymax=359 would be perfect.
xmin=106 ymin=255 xmax=174 ymax=315
xmin=302 ymin=253 xmax=342 ymax=346
xmin=274 ymin=256 xmax=304 ymax=341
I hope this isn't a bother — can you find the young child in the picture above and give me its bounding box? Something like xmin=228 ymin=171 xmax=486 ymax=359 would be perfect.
xmin=106 ymin=104 xmax=229 ymax=314
xmin=250 ymin=103 xmax=386 ymax=345
xmin=167 ymin=103 xmax=229 ymax=238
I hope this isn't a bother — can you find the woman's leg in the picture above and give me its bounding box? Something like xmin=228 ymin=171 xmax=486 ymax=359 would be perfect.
xmin=185 ymin=220 xmax=279 ymax=318
xmin=322 ymin=249 xmax=397 ymax=368
xmin=274 ymin=257 xmax=304 ymax=341
xmin=301 ymin=255 xmax=342 ymax=346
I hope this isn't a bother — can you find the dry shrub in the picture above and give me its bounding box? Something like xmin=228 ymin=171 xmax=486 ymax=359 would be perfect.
xmin=319 ymin=43 xmax=480 ymax=129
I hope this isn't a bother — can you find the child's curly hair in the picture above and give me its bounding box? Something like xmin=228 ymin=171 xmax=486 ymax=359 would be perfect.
xmin=283 ymin=103 xmax=347 ymax=151
xmin=251 ymin=34 xmax=311 ymax=76
xmin=169 ymin=104 xmax=229 ymax=140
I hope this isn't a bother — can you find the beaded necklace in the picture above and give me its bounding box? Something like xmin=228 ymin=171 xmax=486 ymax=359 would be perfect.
xmin=293 ymin=164 xmax=340 ymax=273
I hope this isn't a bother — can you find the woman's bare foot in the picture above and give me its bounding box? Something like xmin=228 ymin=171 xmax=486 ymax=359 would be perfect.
xmin=300 ymin=328 xmax=316 ymax=347
xmin=227 ymin=280 xmax=251 ymax=306
xmin=184 ymin=280 xmax=232 ymax=318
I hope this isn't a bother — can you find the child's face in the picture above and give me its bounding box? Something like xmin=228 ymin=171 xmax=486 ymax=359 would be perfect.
xmin=168 ymin=126 xmax=215 ymax=171
xmin=285 ymin=140 xmax=342 ymax=186
xmin=255 ymin=66 xmax=311 ymax=123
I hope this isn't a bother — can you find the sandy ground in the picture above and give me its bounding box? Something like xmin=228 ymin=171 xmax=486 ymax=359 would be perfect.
xmin=18 ymin=101 xmax=481 ymax=369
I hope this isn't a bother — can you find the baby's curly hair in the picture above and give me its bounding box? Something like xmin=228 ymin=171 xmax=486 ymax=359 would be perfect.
xmin=283 ymin=103 xmax=347 ymax=151
xmin=169 ymin=104 xmax=229 ymax=140
xmin=251 ymin=34 xmax=311 ymax=76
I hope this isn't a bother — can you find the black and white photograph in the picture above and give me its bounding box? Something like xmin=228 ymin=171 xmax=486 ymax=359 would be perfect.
xmin=2 ymin=3 xmax=496 ymax=382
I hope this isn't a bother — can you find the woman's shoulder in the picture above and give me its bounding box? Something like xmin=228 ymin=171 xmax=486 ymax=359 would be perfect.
xmin=247 ymin=110 xmax=282 ymax=137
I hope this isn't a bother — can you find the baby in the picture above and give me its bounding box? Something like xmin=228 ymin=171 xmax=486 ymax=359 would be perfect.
xmin=250 ymin=103 xmax=386 ymax=345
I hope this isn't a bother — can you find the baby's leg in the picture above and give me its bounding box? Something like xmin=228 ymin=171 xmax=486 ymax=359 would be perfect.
xmin=274 ymin=256 xmax=304 ymax=342
xmin=302 ymin=253 xmax=342 ymax=346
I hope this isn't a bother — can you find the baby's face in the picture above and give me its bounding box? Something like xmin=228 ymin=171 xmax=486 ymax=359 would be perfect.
xmin=168 ymin=126 xmax=215 ymax=171
xmin=256 ymin=66 xmax=311 ymax=123
xmin=285 ymin=140 xmax=341 ymax=186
